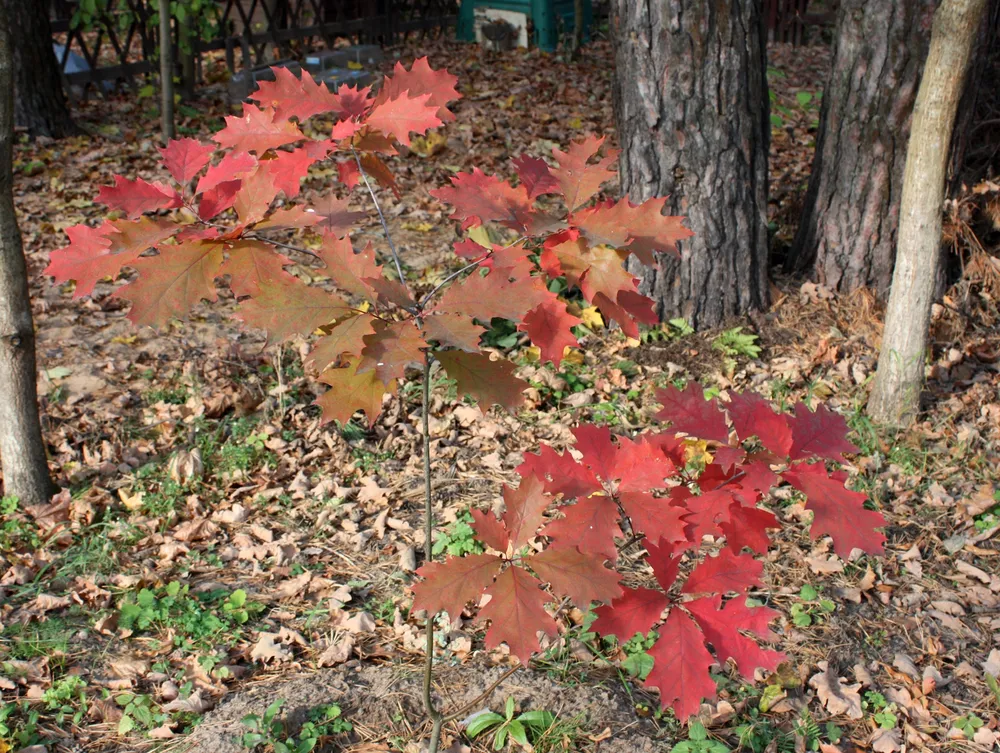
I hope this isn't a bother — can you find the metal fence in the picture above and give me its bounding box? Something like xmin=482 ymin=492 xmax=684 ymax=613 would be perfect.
xmin=49 ymin=0 xmax=458 ymax=93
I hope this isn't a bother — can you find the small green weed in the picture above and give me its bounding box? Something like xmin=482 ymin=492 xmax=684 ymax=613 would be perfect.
xmin=618 ymin=631 xmax=657 ymax=680
xmin=116 ymin=692 xmax=167 ymax=735
xmin=712 ymin=327 xmax=761 ymax=373
xmin=432 ymin=511 xmax=486 ymax=557
xmin=0 ymin=496 xmax=40 ymax=553
xmin=640 ymin=318 xmax=694 ymax=343
xmin=241 ymin=699 xmax=351 ymax=753
xmin=789 ymin=584 xmax=835 ymax=627
xmin=953 ymin=713 xmax=984 ymax=738
xmin=670 ymin=720 xmax=728 ymax=752
xmin=0 ymin=701 xmax=42 ymax=748
xmin=465 ymin=696 xmax=555 ymax=750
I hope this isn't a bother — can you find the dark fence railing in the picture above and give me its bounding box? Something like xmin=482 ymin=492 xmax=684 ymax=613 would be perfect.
xmin=49 ymin=0 xmax=458 ymax=94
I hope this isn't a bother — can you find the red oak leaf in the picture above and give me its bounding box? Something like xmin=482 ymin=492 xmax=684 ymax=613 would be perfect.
xmin=570 ymin=424 xmax=620 ymax=483
xmin=316 ymin=357 xmax=395 ymax=428
xmin=726 ymin=391 xmax=793 ymax=456
xmin=682 ymin=549 xmax=763 ymax=596
xmin=499 ymin=473 xmax=552 ymax=550
xmin=783 ymin=463 xmax=886 ymax=557
xmin=46 ymin=219 xmax=176 ymax=297
xmin=330 ymin=84 xmax=373 ymax=121
xmin=654 ymin=383 xmax=731 ymax=443
xmin=260 ymin=148 xmax=320 ymax=198
xmin=572 ymin=197 xmax=693 ymax=265
xmin=363 ymin=278 xmax=416 ymax=310
xmin=591 ymin=290 xmax=653 ymax=340
xmin=359 ymin=152 xmax=400 ymax=197
xmin=236 ymin=274 xmax=352 ymax=342
xmin=411 ymin=552 xmax=501 ymax=626
xmin=318 ymin=235 xmax=381 ymax=299
xmin=312 ymin=195 xmax=367 ymax=239
xmin=787 ymin=402 xmax=859 ymax=463
xmin=365 ymin=91 xmax=442 ymax=147
xmin=305 ymin=315 xmax=376 ymax=371
xmin=434 ymin=269 xmax=551 ymax=325
xmin=529 ymin=547 xmax=623 ymax=606
xmin=219 ymin=239 xmax=291 ymax=297
xmin=542 ymin=497 xmax=623 ymax=563
xmin=115 ymin=240 xmax=223 ymax=327
xmin=619 ymin=491 xmax=690 ymax=546
xmin=159 ymin=138 xmax=214 ymax=185
xmin=613 ymin=435 xmax=678 ymax=493
xmin=470 ymin=508 xmax=509 ymax=553
xmin=97 ymin=176 xmax=182 ymax=219
xmin=430 ymin=169 xmax=532 ymax=231
xmin=644 ymin=538 xmax=686 ymax=592
xmin=683 ymin=488 xmax=742 ymax=540
xmin=377 ymin=57 xmax=461 ymax=121
xmin=198 ymin=180 xmax=241 ymax=221
xmin=592 ymin=587 xmax=669 ymax=640
xmin=718 ymin=504 xmax=778 ymax=555
xmin=250 ymin=66 xmax=340 ymax=123
xmin=549 ymin=134 xmax=618 ymax=211
xmin=686 ymin=596 xmax=784 ymax=679
xmin=515 ymin=445 xmax=603 ymax=500
xmin=644 ymin=609 xmax=717 ymax=720
xmin=357 ymin=320 xmax=427 ymax=384
xmin=254 ymin=205 xmax=326 ymax=231
xmin=577 ymin=246 xmax=637 ymax=305
xmin=233 ymin=169 xmax=279 ymax=226
xmin=338 ymin=159 xmax=361 ymax=188
xmin=479 ymin=566 xmax=558 ymax=664
xmin=739 ymin=458 xmax=781 ymax=494
xmin=213 ymin=103 xmax=304 ymax=154
xmin=196 ymin=152 xmax=258 ymax=195
xmin=421 ymin=312 xmax=485 ymax=352
xmin=517 ymin=299 xmax=580 ymax=365
xmin=511 ymin=154 xmax=560 ymax=199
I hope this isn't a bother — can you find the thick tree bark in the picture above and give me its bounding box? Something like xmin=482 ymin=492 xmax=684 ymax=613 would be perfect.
xmin=0 ymin=2 xmax=55 ymax=503
xmin=868 ymin=0 xmax=987 ymax=426
xmin=2 ymin=0 xmax=76 ymax=139
xmin=159 ymin=0 xmax=176 ymax=141
xmin=786 ymin=0 xmax=936 ymax=294
xmin=611 ymin=0 xmax=770 ymax=330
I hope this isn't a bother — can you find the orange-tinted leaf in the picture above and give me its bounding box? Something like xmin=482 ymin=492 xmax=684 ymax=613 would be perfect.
xmin=234 ymin=169 xmax=279 ymax=226
xmin=116 ymin=240 xmax=225 ymax=327
xmin=549 ymin=134 xmax=618 ymax=211
xmin=312 ymin=196 xmax=367 ymax=238
xmin=470 ymin=509 xmax=509 ymax=553
xmin=517 ymin=299 xmax=580 ymax=365
xmin=365 ymin=91 xmax=442 ymax=146
xmin=430 ymin=169 xmax=532 ymax=231
xmin=306 ymin=315 xmax=376 ymax=371
xmin=318 ymin=236 xmax=380 ymax=299
xmin=411 ymin=553 xmax=501 ymax=626
xmin=578 ymin=245 xmax=637 ymax=304
xmin=357 ymin=320 xmax=427 ymax=383
xmin=96 ymin=176 xmax=182 ymax=219
xmin=236 ymin=274 xmax=352 ymax=342
xmin=529 ymin=546 xmax=622 ymax=606
xmin=479 ymin=566 xmax=558 ymax=663
xmin=159 ymin=138 xmax=215 ymax=185
xmin=783 ymin=462 xmax=886 ymax=557
xmin=435 ymin=350 xmax=528 ymax=414
xmin=219 ymin=239 xmax=290 ymax=297
xmin=330 ymin=83 xmax=373 ymax=121
xmin=500 ymin=472 xmax=552 ymax=550
xmin=260 ymin=148 xmax=320 ymax=198
xmin=434 ymin=269 xmax=550 ymax=324
xmin=644 ymin=609 xmax=716 ymax=720
xmin=359 ymin=152 xmax=399 ymax=197
xmin=620 ymin=197 xmax=695 ymax=265
xmin=363 ymin=278 xmax=415 ymax=309
xmin=377 ymin=57 xmax=461 ymax=121
xmin=250 ymin=66 xmax=340 ymax=123
xmin=213 ymin=103 xmax=304 ymax=155
xmin=316 ymin=357 xmax=395 ymax=428
xmin=421 ymin=312 xmax=485 ymax=352
xmin=255 ymin=205 xmax=325 ymax=231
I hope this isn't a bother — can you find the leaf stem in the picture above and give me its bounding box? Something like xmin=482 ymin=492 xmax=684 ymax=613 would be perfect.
xmin=421 ymin=350 xmax=445 ymax=752
xmin=418 ymin=251 xmax=492 ymax=308
xmin=351 ymin=145 xmax=409 ymax=289
xmin=245 ymin=233 xmax=322 ymax=260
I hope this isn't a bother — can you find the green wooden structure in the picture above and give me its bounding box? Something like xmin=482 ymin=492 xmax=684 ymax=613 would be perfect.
xmin=457 ymin=0 xmax=592 ymax=52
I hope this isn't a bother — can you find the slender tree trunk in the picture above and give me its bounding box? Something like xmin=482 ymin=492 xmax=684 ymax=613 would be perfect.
xmin=179 ymin=16 xmax=196 ymax=101
xmin=611 ymin=0 xmax=770 ymax=330
xmin=1 ymin=0 xmax=76 ymax=139
xmin=868 ymin=0 xmax=987 ymax=426
xmin=786 ymin=0 xmax=936 ymax=294
xmin=159 ymin=0 xmax=175 ymax=142
xmin=0 ymin=2 xmax=55 ymax=504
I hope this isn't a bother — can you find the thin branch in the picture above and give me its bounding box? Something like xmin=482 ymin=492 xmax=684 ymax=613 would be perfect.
xmin=351 ymin=145 xmax=408 ymax=289
xmin=245 ymin=233 xmax=322 ymax=261
xmin=418 ymin=252 xmax=492 ymax=308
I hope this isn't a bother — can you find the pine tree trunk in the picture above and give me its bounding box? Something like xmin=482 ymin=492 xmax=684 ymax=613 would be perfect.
xmin=610 ymin=0 xmax=770 ymax=331
xmin=786 ymin=0 xmax=936 ymax=294
xmin=0 ymin=2 xmax=55 ymax=504
xmin=159 ymin=0 xmax=176 ymax=142
xmin=868 ymin=0 xmax=987 ymax=426
xmin=2 ymin=0 xmax=76 ymax=139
